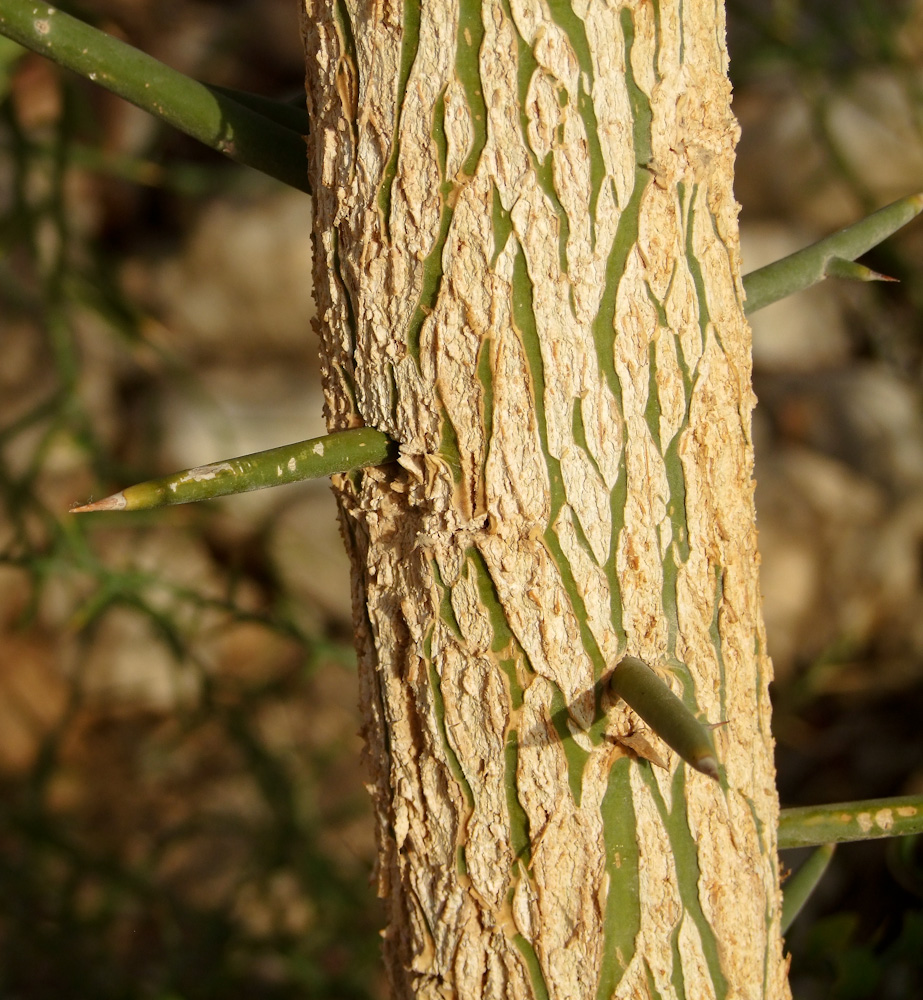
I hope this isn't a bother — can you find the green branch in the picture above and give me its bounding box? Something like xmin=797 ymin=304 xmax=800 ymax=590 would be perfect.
xmin=780 ymin=844 xmax=835 ymax=932
xmin=0 ymin=0 xmax=310 ymax=193
xmin=71 ymin=428 xmax=396 ymax=511
xmin=778 ymin=794 xmax=923 ymax=850
xmin=742 ymin=192 xmax=923 ymax=313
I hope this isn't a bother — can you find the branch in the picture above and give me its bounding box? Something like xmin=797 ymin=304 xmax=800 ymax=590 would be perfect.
xmin=742 ymin=192 xmax=923 ymax=314
xmin=0 ymin=0 xmax=311 ymax=193
xmin=778 ymin=794 xmax=923 ymax=850
xmin=780 ymin=844 xmax=835 ymax=932
xmin=71 ymin=428 xmax=396 ymax=511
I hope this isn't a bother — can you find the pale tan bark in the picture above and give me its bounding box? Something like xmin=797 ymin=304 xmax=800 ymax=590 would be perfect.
xmin=302 ymin=0 xmax=790 ymax=997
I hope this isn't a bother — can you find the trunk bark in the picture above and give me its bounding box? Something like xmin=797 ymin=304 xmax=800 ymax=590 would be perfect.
xmin=301 ymin=0 xmax=791 ymax=997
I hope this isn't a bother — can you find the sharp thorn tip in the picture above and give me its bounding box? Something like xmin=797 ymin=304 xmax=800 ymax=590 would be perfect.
xmin=695 ymin=756 xmax=720 ymax=781
xmin=69 ymin=492 xmax=127 ymax=512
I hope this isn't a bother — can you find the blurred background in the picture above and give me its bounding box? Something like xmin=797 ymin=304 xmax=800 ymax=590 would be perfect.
xmin=1 ymin=1 xmax=923 ymax=997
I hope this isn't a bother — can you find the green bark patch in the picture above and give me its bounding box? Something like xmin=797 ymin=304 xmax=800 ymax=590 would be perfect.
xmin=406 ymin=198 xmax=454 ymax=361
xmin=645 ymin=766 xmax=730 ymax=999
xmin=660 ymin=544 xmax=681 ymax=652
xmin=606 ymin=462 xmax=629 ymax=645
xmin=334 ymin=0 xmax=360 ymax=152
xmin=663 ymin=434 xmax=691 ymax=563
xmin=534 ymin=0 xmax=606 ymax=239
xmin=456 ymin=0 xmax=487 ymax=176
xmin=533 ymin=141 xmax=571 ymax=276
xmin=437 ymin=398 xmax=464 ymax=486
xmin=467 ymin=547 xmax=518 ymax=659
xmin=709 ymin=569 xmax=730 ymax=732
xmin=504 ymin=0 xmax=537 ymax=156
xmin=505 ymin=731 xmax=532 ymax=862
xmin=426 ymin=658 xmax=474 ymax=809
xmin=433 ymin=558 xmax=464 ymax=641
xmin=594 ymin=169 xmax=647 ymax=405
xmin=511 ymin=250 xmax=616 ymax=685
xmin=476 ymin=330 xmax=495 ymax=499
xmin=620 ymin=8 xmax=653 ymax=167
xmin=572 ymin=397 xmax=604 ymax=484
xmin=550 ymin=685 xmax=589 ymax=806
xmin=643 ymin=958 xmax=666 ymax=1000
xmin=545 ymin=515 xmax=608 ymax=684
xmin=377 ymin=0 xmax=422 ymax=238
xmin=331 ymin=229 xmax=358 ymax=361
xmin=490 ymin=183 xmax=513 ymax=266
xmin=597 ymin=757 xmax=642 ymax=999
xmin=644 ymin=339 xmax=663 ymax=452
xmin=577 ymin=82 xmax=605 ymax=243
xmin=513 ymin=934 xmax=551 ymax=1000
xmin=680 ymin=182 xmax=711 ymax=343
xmin=431 ymin=86 xmax=449 ymax=177
xmin=511 ymin=248 xmax=566 ymax=515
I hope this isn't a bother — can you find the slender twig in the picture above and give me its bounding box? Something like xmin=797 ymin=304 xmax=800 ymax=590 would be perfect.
xmin=0 ymin=0 xmax=310 ymax=192
xmin=71 ymin=428 xmax=396 ymax=511
xmin=778 ymin=794 xmax=923 ymax=850
xmin=780 ymin=844 xmax=835 ymax=932
xmin=742 ymin=192 xmax=923 ymax=313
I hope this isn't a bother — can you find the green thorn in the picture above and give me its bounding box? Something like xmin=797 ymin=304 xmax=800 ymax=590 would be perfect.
xmin=609 ymin=656 xmax=719 ymax=780
xmin=71 ymin=427 xmax=397 ymax=512
xmin=824 ymin=256 xmax=898 ymax=283
xmin=743 ymin=192 xmax=923 ymax=314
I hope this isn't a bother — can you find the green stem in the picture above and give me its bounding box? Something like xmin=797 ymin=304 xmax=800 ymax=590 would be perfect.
xmin=0 ymin=0 xmax=310 ymax=193
xmin=71 ymin=427 xmax=396 ymax=511
xmin=205 ymin=84 xmax=311 ymax=136
xmin=778 ymin=794 xmax=923 ymax=850
xmin=742 ymin=192 xmax=923 ymax=313
xmin=780 ymin=844 xmax=835 ymax=933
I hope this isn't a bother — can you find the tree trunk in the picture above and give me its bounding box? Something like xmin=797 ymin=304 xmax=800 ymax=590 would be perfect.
xmin=301 ymin=0 xmax=790 ymax=997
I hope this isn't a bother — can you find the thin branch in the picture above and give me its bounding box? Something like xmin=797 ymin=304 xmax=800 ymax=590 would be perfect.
xmin=778 ymin=794 xmax=923 ymax=850
xmin=71 ymin=428 xmax=396 ymax=511
xmin=0 ymin=0 xmax=311 ymax=193
xmin=742 ymin=192 xmax=923 ymax=313
xmin=780 ymin=844 xmax=835 ymax=932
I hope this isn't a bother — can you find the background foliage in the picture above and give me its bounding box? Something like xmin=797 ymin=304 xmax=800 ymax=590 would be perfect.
xmin=2 ymin=1 xmax=923 ymax=997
